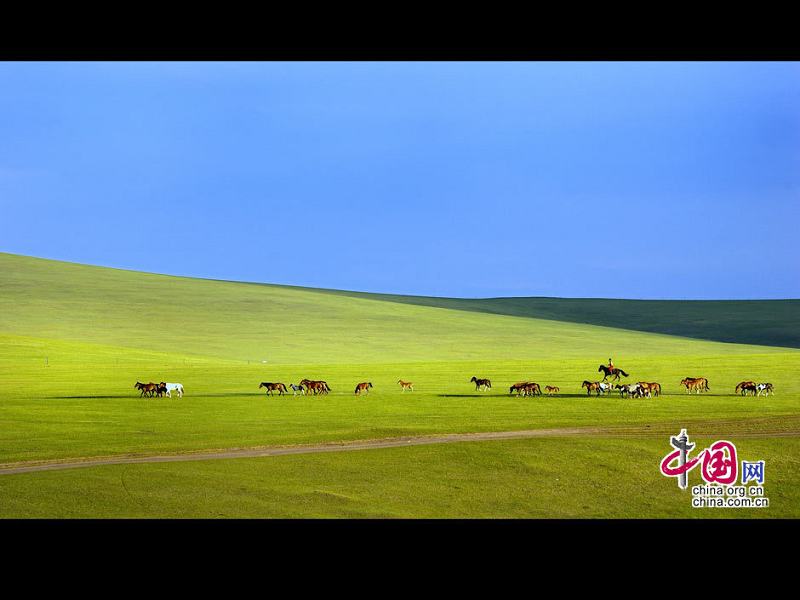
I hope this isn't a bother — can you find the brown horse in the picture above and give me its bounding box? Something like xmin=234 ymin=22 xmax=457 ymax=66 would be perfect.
xmin=509 ymin=382 xmax=527 ymax=396
xmin=681 ymin=377 xmax=709 ymax=394
xmin=644 ymin=382 xmax=661 ymax=397
xmin=354 ymin=382 xmax=373 ymax=395
xmin=135 ymin=381 xmax=158 ymax=397
xmin=739 ymin=382 xmax=758 ymax=396
xmin=582 ymin=380 xmax=601 ymax=396
xmin=545 ymin=385 xmax=560 ymax=396
xmin=523 ymin=382 xmax=541 ymax=396
xmin=398 ymin=380 xmax=414 ymax=392
xmin=470 ymin=376 xmax=491 ymax=391
xmin=735 ymin=381 xmax=756 ymax=395
xmin=300 ymin=379 xmax=330 ymax=395
xmin=308 ymin=382 xmax=325 ymax=395
xmin=259 ymin=382 xmax=287 ymax=396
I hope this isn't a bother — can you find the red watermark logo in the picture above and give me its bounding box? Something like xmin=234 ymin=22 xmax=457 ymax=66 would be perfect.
xmin=660 ymin=433 xmax=738 ymax=488
xmin=659 ymin=429 xmax=769 ymax=508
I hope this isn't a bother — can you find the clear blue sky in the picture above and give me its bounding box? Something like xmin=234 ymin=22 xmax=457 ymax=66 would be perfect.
xmin=1 ymin=62 xmax=798 ymax=299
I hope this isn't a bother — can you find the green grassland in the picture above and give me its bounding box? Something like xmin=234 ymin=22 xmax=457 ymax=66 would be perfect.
xmin=0 ymin=252 xmax=798 ymax=518
xmin=2 ymin=436 xmax=797 ymax=518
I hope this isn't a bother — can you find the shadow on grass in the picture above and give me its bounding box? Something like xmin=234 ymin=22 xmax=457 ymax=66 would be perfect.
xmin=46 ymin=391 xmax=270 ymax=400
xmin=436 ymin=393 xmax=594 ymax=399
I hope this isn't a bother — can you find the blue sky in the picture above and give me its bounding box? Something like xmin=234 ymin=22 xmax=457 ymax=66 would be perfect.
xmin=1 ymin=61 xmax=798 ymax=299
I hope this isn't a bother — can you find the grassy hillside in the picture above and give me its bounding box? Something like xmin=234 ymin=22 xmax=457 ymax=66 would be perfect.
xmin=0 ymin=252 xmax=794 ymax=364
xmin=315 ymin=291 xmax=800 ymax=350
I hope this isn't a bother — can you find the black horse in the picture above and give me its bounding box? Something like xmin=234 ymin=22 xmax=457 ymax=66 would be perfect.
xmin=598 ymin=365 xmax=629 ymax=382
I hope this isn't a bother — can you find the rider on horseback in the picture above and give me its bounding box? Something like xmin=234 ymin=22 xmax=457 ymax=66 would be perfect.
xmin=608 ymin=357 xmax=614 ymax=375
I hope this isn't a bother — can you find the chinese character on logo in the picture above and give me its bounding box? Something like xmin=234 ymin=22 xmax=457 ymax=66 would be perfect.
xmin=700 ymin=440 xmax=738 ymax=485
xmin=741 ymin=460 xmax=765 ymax=485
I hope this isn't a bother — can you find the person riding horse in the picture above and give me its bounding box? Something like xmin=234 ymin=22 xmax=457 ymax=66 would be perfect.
xmin=598 ymin=358 xmax=629 ymax=382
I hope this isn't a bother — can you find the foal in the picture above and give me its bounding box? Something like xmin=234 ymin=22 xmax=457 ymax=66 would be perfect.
xmin=398 ymin=380 xmax=414 ymax=392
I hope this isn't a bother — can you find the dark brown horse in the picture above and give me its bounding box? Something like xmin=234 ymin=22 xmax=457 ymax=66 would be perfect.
xmin=739 ymin=382 xmax=758 ymax=396
xmin=598 ymin=365 xmax=629 ymax=382
xmin=259 ymin=382 xmax=287 ymax=396
xmin=470 ymin=376 xmax=491 ymax=391
xmin=354 ymin=382 xmax=373 ymax=395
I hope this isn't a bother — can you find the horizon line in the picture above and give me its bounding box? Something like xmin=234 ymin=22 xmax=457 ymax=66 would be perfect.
xmin=2 ymin=250 xmax=798 ymax=303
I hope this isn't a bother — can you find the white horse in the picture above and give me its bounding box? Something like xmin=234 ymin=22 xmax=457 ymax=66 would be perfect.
xmin=756 ymin=383 xmax=773 ymax=396
xmin=616 ymin=383 xmax=641 ymax=398
xmin=164 ymin=383 xmax=184 ymax=398
xmin=598 ymin=382 xmax=614 ymax=395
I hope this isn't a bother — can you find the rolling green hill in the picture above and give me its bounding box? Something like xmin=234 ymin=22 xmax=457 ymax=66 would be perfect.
xmin=0 ymin=252 xmax=795 ymax=364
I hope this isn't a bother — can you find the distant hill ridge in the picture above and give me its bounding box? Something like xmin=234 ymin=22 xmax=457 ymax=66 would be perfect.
xmin=313 ymin=290 xmax=800 ymax=350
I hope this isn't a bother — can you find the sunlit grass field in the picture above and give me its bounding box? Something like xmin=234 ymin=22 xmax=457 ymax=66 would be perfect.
xmin=1 ymin=252 xmax=798 ymax=518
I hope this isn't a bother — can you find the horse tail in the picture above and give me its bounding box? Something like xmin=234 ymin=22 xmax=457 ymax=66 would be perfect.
xmin=619 ymin=369 xmax=629 ymax=377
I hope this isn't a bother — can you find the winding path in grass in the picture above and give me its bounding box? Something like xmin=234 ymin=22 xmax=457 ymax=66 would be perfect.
xmin=2 ymin=422 xmax=800 ymax=475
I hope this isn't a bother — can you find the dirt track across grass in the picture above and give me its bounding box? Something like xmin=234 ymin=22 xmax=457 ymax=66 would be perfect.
xmin=2 ymin=425 xmax=798 ymax=475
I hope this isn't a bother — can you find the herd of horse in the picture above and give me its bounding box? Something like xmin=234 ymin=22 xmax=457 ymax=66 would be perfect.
xmin=133 ymin=363 xmax=775 ymax=399
xmin=580 ymin=380 xmax=661 ymax=397
xmin=259 ymin=379 xmax=331 ymax=396
xmin=734 ymin=380 xmax=774 ymax=396
xmin=134 ymin=381 xmax=184 ymax=398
